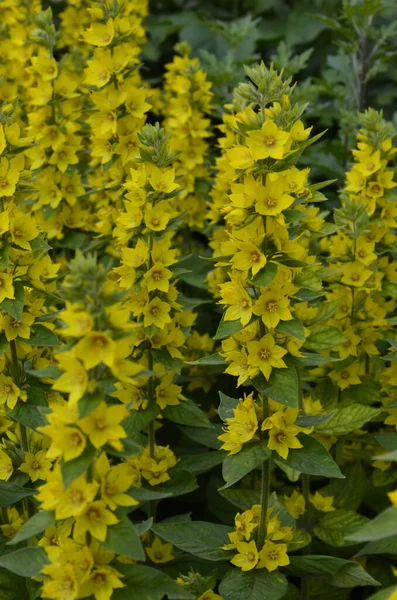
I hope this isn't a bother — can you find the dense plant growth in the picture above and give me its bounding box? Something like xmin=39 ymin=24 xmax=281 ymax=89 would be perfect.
xmin=0 ymin=1 xmax=396 ymax=599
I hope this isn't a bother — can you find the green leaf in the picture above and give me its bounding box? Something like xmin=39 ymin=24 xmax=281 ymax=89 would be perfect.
xmin=101 ymin=512 xmax=145 ymax=560
xmin=8 ymin=510 xmax=55 ymax=545
xmin=294 ymin=270 xmax=323 ymax=291
xmin=0 ymin=239 xmax=9 ymax=268
xmin=357 ymin=536 xmax=397 ymax=556
xmin=7 ymin=401 xmax=47 ymax=432
xmin=131 ymin=487 xmax=171 ymax=503
xmin=345 ymin=507 xmax=397 ymax=542
xmin=218 ymin=392 xmax=238 ymax=420
xmin=177 ymin=451 xmax=226 ymax=475
xmin=314 ymin=510 xmax=369 ymax=547
xmin=123 ymin=403 xmax=160 ymax=437
xmin=287 ymin=529 xmax=311 ymax=552
xmin=26 ymin=366 xmax=61 ymax=379
xmin=143 ymin=469 xmax=198 ymax=498
xmin=304 ymin=326 xmax=345 ymax=350
xmin=219 ymin=569 xmax=288 ymax=600
xmin=320 ymin=462 xmax=367 ymax=511
xmin=309 ymin=299 xmax=341 ymax=324
xmin=315 ymin=404 xmax=380 ymax=435
xmin=366 ymin=588 xmax=397 ymax=600
xmin=151 ymin=348 xmax=183 ymax=373
xmin=0 ymin=481 xmax=36 ymax=508
xmin=151 ymin=521 xmax=233 ymax=561
xmin=276 ymin=317 xmax=305 ymax=341
xmin=113 ymin=564 xmax=194 ymax=600
xmin=0 ymin=333 xmax=6 ymax=356
xmin=286 ymin=556 xmax=379 ymax=587
xmin=254 ymin=365 xmax=299 ymax=408
xmin=214 ymin=313 xmax=248 ymax=341
xmin=251 ymin=262 xmax=278 ymax=287
xmin=30 ymin=236 xmax=51 ymax=256
xmin=219 ymin=490 xmax=294 ymax=528
xmin=78 ymin=390 xmax=104 ymax=418
xmin=163 ymin=399 xmax=213 ymax=428
xmin=0 ymin=568 xmax=26 ymax=600
xmin=180 ymin=423 xmax=223 ymax=449
xmin=221 ymin=443 xmax=271 ymax=490
xmin=277 ymin=434 xmax=345 ymax=479
xmin=21 ymin=324 xmax=60 ymax=346
xmin=294 ymin=353 xmax=341 ymax=367
xmin=342 ymin=376 xmax=381 ymax=405
xmin=0 ymin=281 xmax=24 ymax=320
xmin=61 ymin=444 xmax=96 ymax=487
xmin=106 ymin=438 xmax=141 ymax=458
xmin=185 ymin=353 xmax=226 ymax=366
xmin=0 ymin=547 xmax=48 ymax=577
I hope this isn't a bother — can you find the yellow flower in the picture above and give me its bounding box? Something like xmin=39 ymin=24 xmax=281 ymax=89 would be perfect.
xmin=290 ymin=120 xmax=312 ymax=141
xmin=155 ymin=373 xmax=184 ymax=410
xmin=227 ymin=145 xmax=255 ymax=170
xmin=82 ymin=18 xmax=114 ymax=46
xmin=0 ymin=125 xmax=5 ymax=155
xmin=143 ymin=297 xmax=172 ymax=329
xmin=0 ymin=448 xmax=13 ymax=481
xmin=310 ymin=491 xmax=336 ymax=512
xmin=40 ymin=424 xmax=87 ymax=463
xmin=0 ymin=272 xmax=14 ymax=303
xmin=283 ymin=490 xmax=306 ymax=519
xmin=79 ymin=402 xmax=128 ymax=449
xmin=9 ymin=209 xmax=38 ymax=250
xmin=1 ymin=312 xmax=35 ymax=341
xmin=388 ymin=489 xmax=397 ymax=506
xmin=122 ymin=238 xmax=149 ymax=268
xmin=56 ymin=474 xmax=98 ymax=520
xmin=73 ymin=332 xmax=116 ymax=370
xmin=231 ymin=243 xmax=267 ymax=276
xmin=95 ymin=452 xmax=138 ymax=510
xmin=354 ymin=149 xmax=381 ymax=177
xmin=263 ymin=410 xmax=305 ymax=459
xmin=0 ymin=507 xmax=24 ymax=538
xmin=84 ymin=48 xmax=112 ymax=88
xmin=41 ymin=563 xmax=78 ymax=600
xmin=19 ymin=450 xmax=52 ymax=482
xmin=248 ymin=119 xmax=290 ymax=160
xmin=74 ymin=500 xmax=118 ymax=542
xmin=257 ymin=540 xmax=289 ymax=571
xmin=220 ymin=272 xmax=252 ymax=326
xmin=59 ymin=304 xmax=94 ymax=337
xmin=144 ymin=263 xmax=173 ymax=292
xmin=253 ymin=290 xmax=293 ymax=329
xmin=146 ymin=537 xmax=174 ymax=563
xmin=148 ymin=165 xmax=179 ymax=193
xmin=78 ymin=565 xmax=124 ymax=600
xmin=247 ymin=333 xmax=287 ymax=380
xmin=231 ymin=540 xmax=259 ymax=571
xmin=31 ymin=49 xmax=58 ymax=80
xmin=0 ymin=375 xmax=20 ymax=410
xmin=0 ymin=158 xmax=19 ymax=197
xmin=53 ymin=354 xmax=88 ymax=405
xmin=255 ymin=176 xmax=294 ymax=216
xmin=144 ymin=201 xmax=171 ymax=231
xmin=341 ymin=261 xmax=372 ymax=287
xmin=198 ymin=591 xmax=224 ymax=600
xmin=330 ymin=362 xmax=361 ymax=390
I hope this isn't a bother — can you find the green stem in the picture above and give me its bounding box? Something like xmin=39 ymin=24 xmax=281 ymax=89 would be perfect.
xmin=147 ymin=351 xmax=155 ymax=459
xmin=10 ymin=340 xmax=34 ymax=518
xmin=257 ymin=396 xmax=270 ymax=549
xmin=297 ymin=367 xmax=311 ymax=598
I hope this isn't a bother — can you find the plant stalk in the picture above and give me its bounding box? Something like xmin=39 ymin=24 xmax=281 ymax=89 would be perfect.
xmin=257 ymin=395 xmax=271 ymax=549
